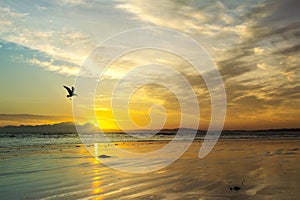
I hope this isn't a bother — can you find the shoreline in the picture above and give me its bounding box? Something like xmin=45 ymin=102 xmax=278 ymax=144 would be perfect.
xmin=1 ymin=137 xmax=300 ymax=149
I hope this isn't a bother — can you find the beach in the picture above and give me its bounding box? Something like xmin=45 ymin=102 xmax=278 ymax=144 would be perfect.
xmin=1 ymin=0 xmax=300 ymax=199
xmin=1 ymin=139 xmax=299 ymax=200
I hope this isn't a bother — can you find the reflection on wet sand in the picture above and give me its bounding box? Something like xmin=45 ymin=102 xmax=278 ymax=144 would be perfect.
xmin=0 ymin=140 xmax=299 ymax=199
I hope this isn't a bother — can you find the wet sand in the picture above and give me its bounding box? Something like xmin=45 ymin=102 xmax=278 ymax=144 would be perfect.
xmin=1 ymin=140 xmax=299 ymax=199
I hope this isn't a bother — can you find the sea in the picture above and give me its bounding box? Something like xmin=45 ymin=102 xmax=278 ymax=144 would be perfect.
xmin=0 ymin=130 xmax=299 ymax=148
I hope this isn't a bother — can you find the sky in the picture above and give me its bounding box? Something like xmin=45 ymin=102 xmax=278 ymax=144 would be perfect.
xmin=0 ymin=0 xmax=299 ymax=130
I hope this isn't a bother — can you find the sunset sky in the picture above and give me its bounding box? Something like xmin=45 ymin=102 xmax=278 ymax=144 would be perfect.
xmin=0 ymin=0 xmax=299 ymax=130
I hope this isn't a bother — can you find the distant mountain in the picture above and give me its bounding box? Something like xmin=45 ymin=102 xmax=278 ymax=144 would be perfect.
xmin=0 ymin=122 xmax=299 ymax=135
xmin=0 ymin=122 xmax=96 ymax=134
xmin=157 ymin=128 xmax=300 ymax=136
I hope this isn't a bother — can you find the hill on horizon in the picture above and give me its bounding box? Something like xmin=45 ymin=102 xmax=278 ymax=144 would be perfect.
xmin=0 ymin=122 xmax=299 ymax=135
xmin=0 ymin=122 xmax=95 ymax=134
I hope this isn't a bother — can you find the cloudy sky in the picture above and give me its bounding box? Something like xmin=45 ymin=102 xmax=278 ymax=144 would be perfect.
xmin=0 ymin=0 xmax=299 ymax=130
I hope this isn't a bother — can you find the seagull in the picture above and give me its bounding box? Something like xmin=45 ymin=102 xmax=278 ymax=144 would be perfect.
xmin=63 ymin=85 xmax=77 ymax=98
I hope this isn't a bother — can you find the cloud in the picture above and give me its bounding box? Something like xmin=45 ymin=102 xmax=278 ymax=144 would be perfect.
xmin=1 ymin=40 xmax=81 ymax=76
xmin=1 ymin=0 xmax=299 ymax=129
xmin=209 ymin=1 xmax=300 ymax=105
xmin=6 ymin=30 xmax=93 ymax=67
xmin=0 ymin=3 xmax=95 ymax=77
xmin=253 ymin=47 xmax=265 ymax=55
xmin=115 ymin=0 xmax=208 ymax=33
xmin=115 ymin=0 xmax=252 ymax=40
xmin=55 ymin=0 xmax=87 ymax=6
xmin=275 ymin=44 xmax=300 ymax=55
xmin=2 ymin=28 xmax=93 ymax=77
xmin=0 ymin=6 xmax=29 ymax=33
xmin=0 ymin=7 xmax=30 ymax=18
xmin=24 ymin=58 xmax=79 ymax=76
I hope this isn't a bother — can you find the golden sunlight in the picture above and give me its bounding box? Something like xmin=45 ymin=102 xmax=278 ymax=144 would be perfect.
xmin=95 ymin=84 xmax=181 ymax=131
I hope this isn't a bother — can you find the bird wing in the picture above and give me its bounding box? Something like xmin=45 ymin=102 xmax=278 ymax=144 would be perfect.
xmin=72 ymin=87 xmax=75 ymax=93
xmin=63 ymin=86 xmax=72 ymax=95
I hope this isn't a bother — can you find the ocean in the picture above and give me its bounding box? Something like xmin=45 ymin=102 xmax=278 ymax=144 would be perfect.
xmin=0 ymin=130 xmax=299 ymax=148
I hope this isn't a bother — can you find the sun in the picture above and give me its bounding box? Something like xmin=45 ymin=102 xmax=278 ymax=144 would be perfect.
xmin=95 ymin=108 xmax=121 ymax=131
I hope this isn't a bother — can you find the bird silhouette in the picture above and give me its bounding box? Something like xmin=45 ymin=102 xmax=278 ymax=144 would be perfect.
xmin=63 ymin=86 xmax=77 ymax=98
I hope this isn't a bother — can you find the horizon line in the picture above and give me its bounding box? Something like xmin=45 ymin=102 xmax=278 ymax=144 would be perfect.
xmin=0 ymin=121 xmax=299 ymax=132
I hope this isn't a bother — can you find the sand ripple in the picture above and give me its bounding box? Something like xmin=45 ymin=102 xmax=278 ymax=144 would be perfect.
xmin=0 ymin=140 xmax=299 ymax=199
